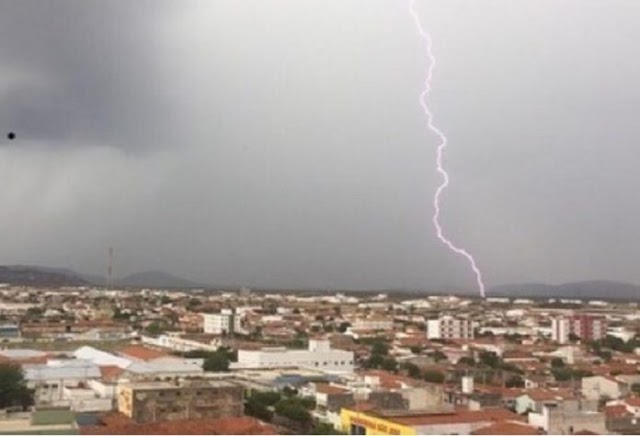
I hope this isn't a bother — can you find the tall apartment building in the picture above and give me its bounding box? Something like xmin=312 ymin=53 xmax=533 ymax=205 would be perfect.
xmin=202 ymin=309 xmax=243 ymax=335
xmin=551 ymin=315 xmax=607 ymax=344
xmin=117 ymin=380 xmax=243 ymax=423
xmin=427 ymin=316 xmax=474 ymax=340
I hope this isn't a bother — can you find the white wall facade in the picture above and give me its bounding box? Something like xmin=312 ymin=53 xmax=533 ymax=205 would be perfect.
xmin=236 ymin=340 xmax=354 ymax=372
xmin=202 ymin=311 xmax=244 ymax=335
xmin=552 ymin=317 xmax=570 ymax=344
xmin=427 ymin=316 xmax=473 ymax=340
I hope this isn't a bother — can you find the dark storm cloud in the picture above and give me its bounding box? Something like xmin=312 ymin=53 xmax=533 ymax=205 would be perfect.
xmin=0 ymin=0 xmax=639 ymax=292
xmin=0 ymin=0 xmax=182 ymax=148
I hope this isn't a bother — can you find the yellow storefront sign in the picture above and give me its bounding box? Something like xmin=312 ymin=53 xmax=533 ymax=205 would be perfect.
xmin=340 ymin=408 xmax=416 ymax=435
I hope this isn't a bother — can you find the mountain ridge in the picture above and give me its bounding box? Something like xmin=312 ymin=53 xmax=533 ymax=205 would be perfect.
xmin=0 ymin=264 xmax=638 ymax=299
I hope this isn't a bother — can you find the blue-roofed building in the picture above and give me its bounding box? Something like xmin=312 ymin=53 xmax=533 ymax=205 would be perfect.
xmin=0 ymin=324 xmax=20 ymax=339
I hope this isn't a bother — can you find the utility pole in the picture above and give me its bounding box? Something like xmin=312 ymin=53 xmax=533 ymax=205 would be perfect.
xmin=107 ymin=247 xmax=114 ymax=290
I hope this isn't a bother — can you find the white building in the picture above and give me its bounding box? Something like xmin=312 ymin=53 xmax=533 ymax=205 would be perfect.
xmin=202 ymin=309 xmax=244 ymax=335
xmin=551 ymin=317 xmax=571 ymax=344
xmin=582 ymin=375 xmax=627 ymax=400
xmin=234 ymin=339 xmax=354 ymax=373
xmin=528 ymin=401 xmax=606 ymax=435
xmin=23 ymin=359 xmax=102 ymax=405
xmin=427 ymin=316 xmax=473 ymax=340
xmin=352 ymin=317 xmax=393 ymax=331
xmin=141 ymin=333 xmax=221 ymax=352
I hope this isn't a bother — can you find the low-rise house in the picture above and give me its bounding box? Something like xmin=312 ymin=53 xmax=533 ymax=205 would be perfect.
xmin=582 ymin=375 xmax=628 ymax=400
xmin=604 ymin=397 xmax=640 ymax=434
xmin=515 ymin=389 xmax=577 ymax=415
xmin=528 ymin=400 xmax=606 ymax=435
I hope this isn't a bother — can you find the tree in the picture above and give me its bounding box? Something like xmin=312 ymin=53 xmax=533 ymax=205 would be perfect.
xmin=598 ymin=350 xmax=613 ymax=362
xmin=381 ymin=357 xmax=398 ymax=373
xmin=186 ymin=298 xmax=202 ymax=310
xmin=245 ymin=400 xmax=273 ymax=422
xmin=403 ymin=362 xmax=421 ymax=379
xmin=311 ymin=422 xmax=345 ymax=435
xmin=0 ymin=363 xmax=34 ymax=410
xmin=505 ymin=375 xmax=525 ymax=388
xmin=430 ymin=350 xmax=448 ymax=362
xmin=551 ymin=368 xmax=572 ymax=382
xmin=274 ymin=398 xmax=312 ymax=424
xmin=112 ymin=307 xmax=130 ymax=321
xmin=203 ymin=350 xmax=231 ymax=372
xmin=338 ymin=322 xmax=351 ymax=334
xmin=371 ymin=341 xmax=389 ymax=356
xmin=550 ymin=357 xmax=565 ymax=368
xmin=251 ymin=391 xmax=282 ymax=406
xmin=365 ymin=353 xmax=385 ymax=369
xmin=245 ymin=390 xmax=282 ymax=422
xmin=409 ymin=346 xmax=423 ymax=355
xmin=458 ymin=356 xmax=476 ymax=367
xmin=282 ymin=386 xmax=298 ymax=397
xmin=145 ymin=320 xmax=166 ymax=336
xmin=478 ymin=351 xmax=500 ymax=368
xmin=568 ymin=333 xmax=581 ymax=343
xmin=300 ymin=396 xmax=316 ymax=410
xmin=423 ymin=370 xmax=445 ymax=384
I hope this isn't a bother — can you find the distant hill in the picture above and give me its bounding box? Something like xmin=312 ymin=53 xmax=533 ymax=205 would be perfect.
xmin=0 ymin=265 xmax=203 ymax=289
xmin=0 ymin=265 xmax=88 ymax=287
xmin=116 ymin=270 xmax=204 ymax=289
xmin=489 ymin=280 xmax=640 ymax=300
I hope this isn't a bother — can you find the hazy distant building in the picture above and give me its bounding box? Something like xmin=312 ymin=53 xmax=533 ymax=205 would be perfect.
xmin=427 ymin=316 xmax=474 ymax=340
xmin=352 ymin=317 xmax=393 ymax=332
xmin=552 ymin=315 xmax=607 ymax=344
xmin=202 ymin=309 xmax=242 ymax=335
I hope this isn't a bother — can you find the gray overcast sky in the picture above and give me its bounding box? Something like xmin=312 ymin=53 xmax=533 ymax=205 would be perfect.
xmin=0 ymin=0 xmax=639 ymax=291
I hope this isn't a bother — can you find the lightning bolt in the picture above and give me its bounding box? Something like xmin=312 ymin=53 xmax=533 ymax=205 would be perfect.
xmin=409 ymin=0 xmax=486 ymax=298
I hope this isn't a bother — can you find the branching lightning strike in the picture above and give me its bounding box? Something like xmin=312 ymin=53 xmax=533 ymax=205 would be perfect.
xmin=409 ymin=0 xmax=486 ymax=298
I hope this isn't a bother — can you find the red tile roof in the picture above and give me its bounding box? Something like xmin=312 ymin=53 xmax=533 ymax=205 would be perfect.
xmin=361 ymin=370 xmax=422 ymax=390
xmin=81 ymin=415 xmax=277 ymax=435
xmin=525 ymin=388 xmax=575 ymax=402
xmin=384 ymin=408 xmax=522 ymax=427
xmin=624 ymin=396 xmax=640 ymax=407
xmin=604 ymin=405 xmax=629 ymax=419
xmin=314 ymin=383 xmax=350 ymax=395
xmin=472 ymin=420 xmax=541 ymax=435
xmin=99 ymin=365 xmax=125 ymax=383
xmin=117 ymin=345 xmax=169 ymax=361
